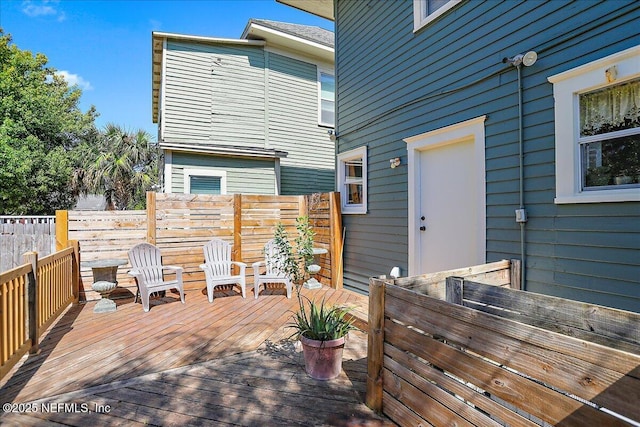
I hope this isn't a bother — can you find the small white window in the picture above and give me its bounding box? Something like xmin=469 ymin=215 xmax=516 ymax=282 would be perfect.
xmin=337 ymin=147 xmax=367 ymax=214
xmin=184 ymin=169 xmax=227 ymax=195
xmin=318 ymin=71 xmax=335 ymax=127
xmin=549 ymin=45 xmax=640 ymax=204
xmin=413 ymin=0 xmax=461 ymax=32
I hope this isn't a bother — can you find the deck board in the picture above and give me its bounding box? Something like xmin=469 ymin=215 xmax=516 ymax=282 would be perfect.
xmin=0 ymin=284 xmax=394 ymax=426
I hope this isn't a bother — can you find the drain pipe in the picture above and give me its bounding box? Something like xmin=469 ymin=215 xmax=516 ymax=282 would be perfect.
xmin=503 ymin=51 xmax=537 ymax=290
xmin=516 ymin=63 xmax=527 ymax=291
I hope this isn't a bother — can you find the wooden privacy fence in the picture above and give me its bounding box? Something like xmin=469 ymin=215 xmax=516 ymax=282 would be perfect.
xmin=0 ymin=242 xmax=80 ymax=381
xmin=0 ymin=216 xmax=56 ymax=272
xmin=56 ymin=192 xmax=343 ymax=301
xmin=367 ymin=262 xmax=640 ymax=426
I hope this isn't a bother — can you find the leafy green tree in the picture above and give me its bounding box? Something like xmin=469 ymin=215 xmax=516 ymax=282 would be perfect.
xmin=0 ymin=30 xmax=98 ymax=214
xmin=75 ymin=124 xmax=160 ymax=210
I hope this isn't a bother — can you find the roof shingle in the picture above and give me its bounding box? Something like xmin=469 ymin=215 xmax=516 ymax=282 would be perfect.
xmin=245 ymin=18 xmax=334 ymax=48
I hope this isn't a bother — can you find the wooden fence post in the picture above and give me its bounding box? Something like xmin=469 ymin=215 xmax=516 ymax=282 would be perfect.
xmin=233 ymin=194 xmax=242 ymax=263
xmin=23 ymin=251 xmax=39 ymax=355
xmin=445 ymin=276 xmax=464 ymax=305
xmin=55 ymin=210 xmax=68 ymax=251
xmin=510 ymin=258 xmax=522 ymax=290
xmin=366 ymin=277 xmax=385 ymax=412
xmin=329 ymin=192 xmax=343 ymax=289
xmin=298 ymin=194 xmax=308 ymax=218
xmin=147 ymin=191 xmax=157 ymax=245
xmin=68 ymin=240 xmax=80 ymax=305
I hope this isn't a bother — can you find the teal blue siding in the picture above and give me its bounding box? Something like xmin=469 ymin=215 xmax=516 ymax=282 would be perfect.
xmin=336 ymin=0 xmax=640 ymax=311
xmin=170 ymin=152 xmax=276 ymax=195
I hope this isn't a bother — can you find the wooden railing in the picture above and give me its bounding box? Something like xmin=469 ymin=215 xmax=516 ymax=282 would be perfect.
xmin=367 ymin=265 xmax=640 ymax=426
xmin=0 ymin=241 xmax=79 ymax=381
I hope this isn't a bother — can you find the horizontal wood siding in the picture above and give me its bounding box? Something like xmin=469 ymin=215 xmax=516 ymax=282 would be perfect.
xmin=163 ymin=41 xmax=265 ymax=147
xmin=335 ymin=0 xmax=640 ymax=310
xmin=170 ymin=151 xmax=276 ymax=195
xmin=267 ymin=52 xmax=335 ymax=195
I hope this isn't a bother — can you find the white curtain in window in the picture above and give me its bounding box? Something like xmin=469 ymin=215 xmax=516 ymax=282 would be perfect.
xmin=580 ymin=79 xmax=640 ymax=136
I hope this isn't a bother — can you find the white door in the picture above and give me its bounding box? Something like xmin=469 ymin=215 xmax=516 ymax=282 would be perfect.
xmin=405 ymin=116 xmax=486 ymax=276
xmin=419 ymin=139 xmax=480 ymax=273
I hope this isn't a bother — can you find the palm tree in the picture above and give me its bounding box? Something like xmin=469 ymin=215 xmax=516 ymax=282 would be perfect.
xmin=76 ymin=124 xmax=160 ymax=210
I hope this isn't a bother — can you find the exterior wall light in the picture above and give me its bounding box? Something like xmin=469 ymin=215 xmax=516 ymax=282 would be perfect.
xmin=503 ymin=51 xmax=537 ymax=67
xmin=390 ymin=157 xmax=401 ymax=168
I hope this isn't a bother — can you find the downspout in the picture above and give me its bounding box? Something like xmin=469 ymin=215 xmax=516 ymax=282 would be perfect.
xmin=504 ymin=51 xmax=537 ymax=291
xmin=516 ymin=63 xmax=526 ymax=290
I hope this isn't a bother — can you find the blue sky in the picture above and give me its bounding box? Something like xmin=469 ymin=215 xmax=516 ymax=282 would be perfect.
xmin=0 ymin=0 xmax=332 ymax=138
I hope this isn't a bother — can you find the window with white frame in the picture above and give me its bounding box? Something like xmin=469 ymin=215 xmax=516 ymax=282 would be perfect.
xmin=413 ymin=0 xmax=461 ymax=32
xmin=337 ymin=147 xmax=367 ymax=214
xmin=549 ymin=45 xmax=640 ymax=204
xmin=183 ymin=169 xmax=227 ymax=195
xmin=580 ymin=79 xmax=639 ymax=189
xmin=318 ymin=71 xmax=335 ymax=127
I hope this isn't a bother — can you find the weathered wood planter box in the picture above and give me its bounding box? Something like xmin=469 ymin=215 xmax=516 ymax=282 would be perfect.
xmin=367 ymin=260 xmax=640 ymax=426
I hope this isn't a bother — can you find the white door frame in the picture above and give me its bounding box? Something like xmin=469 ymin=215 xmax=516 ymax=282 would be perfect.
xmin=404 ymin=115 xmax=487 ymax=276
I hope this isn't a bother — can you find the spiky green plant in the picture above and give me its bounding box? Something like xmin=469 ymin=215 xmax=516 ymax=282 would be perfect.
xmin=288 ymin=296 xmax=357 ymax=341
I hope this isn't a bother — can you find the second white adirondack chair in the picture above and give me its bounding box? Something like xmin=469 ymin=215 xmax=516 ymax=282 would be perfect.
xmin=252 ymin=239 xmax=292 ymax=299
xmin=200 ymin=238 xmax=247 ymax=302
xmin=128 ymin=243 xmax=185 ymax=312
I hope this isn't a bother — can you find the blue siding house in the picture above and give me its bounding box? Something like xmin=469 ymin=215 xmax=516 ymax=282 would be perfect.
xmin=281 ymin=0 xmax=640 ymax=312
xmin=152 ymin=19 xmax=336 ymax=196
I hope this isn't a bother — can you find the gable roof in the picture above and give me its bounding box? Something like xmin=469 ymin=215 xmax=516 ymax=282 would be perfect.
xmin=241 ymin=19 xmax=333 ymax=48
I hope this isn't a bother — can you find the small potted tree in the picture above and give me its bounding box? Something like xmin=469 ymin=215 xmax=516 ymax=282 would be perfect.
xmin=273 ymin=217 xmax=357 ymax=380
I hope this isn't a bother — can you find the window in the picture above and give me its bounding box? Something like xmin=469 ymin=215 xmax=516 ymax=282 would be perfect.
xmin=549 ymin=45 xmax=640 ymax=203
xmin=337 ymin=147 xmax=367 ymax=214
xmin=580 ymin=79 xmax=639 ymax=189
xmin=183 ymin=169 xmax=227 ymax=195
xmin=413 ymin=0 xmax=461 ymax=32
xmin=190 ymin=176 xmax=221 ymax=194
xmin=318 ymin=71 xmax=335 ymax=127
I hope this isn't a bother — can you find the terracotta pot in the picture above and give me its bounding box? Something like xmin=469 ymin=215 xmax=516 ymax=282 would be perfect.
xmin=300 ymin=335 xmax=345 ymax=380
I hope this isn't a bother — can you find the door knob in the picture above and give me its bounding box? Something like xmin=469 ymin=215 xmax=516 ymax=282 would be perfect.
xmin=419 ymin=226 xmax=426 ymax=231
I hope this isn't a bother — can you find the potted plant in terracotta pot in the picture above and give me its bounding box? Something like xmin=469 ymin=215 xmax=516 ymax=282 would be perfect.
xmin=272 ymin=216 xmax=357 ymax=380
xmin=289 ymin=296 xmax=357 ymax=380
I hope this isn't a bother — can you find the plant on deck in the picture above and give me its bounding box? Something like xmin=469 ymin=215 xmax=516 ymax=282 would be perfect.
xmin=272 ymin=216 xmax=357 ymax=342
xmin=272 ymin=216 xmax=314 ymax=286
xmin=289 ymin=296 xmax=357 ymax=341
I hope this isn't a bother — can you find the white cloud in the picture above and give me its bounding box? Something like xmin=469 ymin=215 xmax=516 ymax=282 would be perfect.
xmin=57 ymin=71 xmax=93 ymax=91
xmin=22 ymin=1 xmax=66 ymax=22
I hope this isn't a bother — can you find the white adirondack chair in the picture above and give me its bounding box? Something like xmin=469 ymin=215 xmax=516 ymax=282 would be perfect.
xmin=128 ymin=243 xmax=185 ymax=312
xmin=252 ymin=239 xmax=292 ymax=299
xmin=200 ymin=238 xmax=247 ymax=302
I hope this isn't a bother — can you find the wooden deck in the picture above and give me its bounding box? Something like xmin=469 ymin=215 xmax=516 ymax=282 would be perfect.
xmin=0 ymin=284 xmax=393 ymax=426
